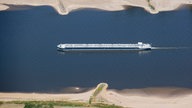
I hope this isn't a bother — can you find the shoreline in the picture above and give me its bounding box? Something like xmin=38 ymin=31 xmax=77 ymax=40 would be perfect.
xmin=1 ymin=83 xmax=192 ymax=108
xmin=0 ymin=0 xmax=192 ymax=15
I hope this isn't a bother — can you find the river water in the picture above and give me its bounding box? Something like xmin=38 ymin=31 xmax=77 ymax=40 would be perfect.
xmin=0 ymin=6 xmax=192 ymax=92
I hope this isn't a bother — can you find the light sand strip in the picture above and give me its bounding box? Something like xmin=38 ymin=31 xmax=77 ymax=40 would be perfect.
xmin=0 ymin=0 xmax=192 ymax=15
xmin=1 ymin=83 xmax=192 ymax=108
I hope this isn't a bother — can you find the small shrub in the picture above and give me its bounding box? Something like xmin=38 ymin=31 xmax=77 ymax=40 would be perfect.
xmin=9 ymin=100 xmax=123 ymax=108
xmin=149 ymin=4 xmax=155 ymax=10
xmin=0 ymin=101 xmax=3 ymax=105
xmin=24 ymin=101 xmax=53 ymax=108
xmin=93 ymin=103 xmax=123 ymax=108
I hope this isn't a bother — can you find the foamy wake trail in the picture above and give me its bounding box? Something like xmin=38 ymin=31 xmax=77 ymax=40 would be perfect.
xmin=152 ymin=47 xmax=190 ymax=50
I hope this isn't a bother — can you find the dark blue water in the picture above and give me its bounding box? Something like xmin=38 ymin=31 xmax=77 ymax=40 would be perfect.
xmin=0 ymin=6 xmax=192 ymax=92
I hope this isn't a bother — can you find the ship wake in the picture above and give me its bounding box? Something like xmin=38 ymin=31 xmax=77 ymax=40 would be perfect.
xmin=151 ymin=47 xmax=191 ymax=50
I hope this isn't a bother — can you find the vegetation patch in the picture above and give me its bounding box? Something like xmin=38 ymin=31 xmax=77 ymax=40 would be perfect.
xmin=89 ymin=83 xmax=106 ymax=104
xmin=1 ymin=101 xmax=123 ymax=108
xmin=93 ymin=103 xmax=123 ymax=108
xmin=92 ymin=84 xmax=105 ymax=97
xmin=0 ymin=101 xmax=3 ymax=105
xmin=146 ymin=0 xmax=155 ymax=10
xmin=13 ymin=101 xmax=86 ymax=108
xmin=24 ymin=103 xmax=52 ymax=108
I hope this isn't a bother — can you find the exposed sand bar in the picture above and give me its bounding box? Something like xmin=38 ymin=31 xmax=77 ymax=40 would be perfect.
xmin=0 ymin=90 xmax=93 ymax=102
xmin=0 ymin=0 xmax=192 ymax=15
xmin=106 ymin=89 xmax=192 ymax=108
xmin=1 ymin=86 xmax=192 ymax=108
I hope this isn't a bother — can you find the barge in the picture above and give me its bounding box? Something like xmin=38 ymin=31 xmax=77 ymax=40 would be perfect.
xmin=57 ymin=42 xmax=152 ymax=51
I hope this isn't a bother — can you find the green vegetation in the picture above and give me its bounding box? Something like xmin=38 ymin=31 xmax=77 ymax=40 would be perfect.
xmin=89 ymin=96 xmax=93 ymax=104
xmin=93 ymin=84 xmax=105 ymax=97
xmin=13 ymin=101 xmax=86 ymax=108
xmin=89 ymin=83 xmax=106 ymax=104
xmin=146 ymin=0 xmax=155 ymax=10
xmin=24 ymin=103 xmax=53 ymax=108
xmin=148 ymin=3 xmax=155 ymax=10
xmin=0 ymin=84 xmax=124 ymax=108
xmin=0 ymin=101 xmax=3 ymax=105
xmin=1 ymin=101 xmax=122 ymax=108
xmin=93 ymin=103 xmax=123 ymax=108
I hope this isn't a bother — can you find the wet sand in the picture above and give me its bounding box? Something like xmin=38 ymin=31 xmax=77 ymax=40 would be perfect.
xmin=0 ymin=0 xmax=192 ymax=15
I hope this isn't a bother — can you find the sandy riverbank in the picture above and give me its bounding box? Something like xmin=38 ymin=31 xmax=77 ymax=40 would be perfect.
xmin=1 ymin=83 xmax=192 ymax=108
xmin=0 ymin=0 xmax=192 ymax=15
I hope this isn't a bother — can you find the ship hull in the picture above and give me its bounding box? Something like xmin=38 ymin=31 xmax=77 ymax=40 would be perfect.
xmin=57 ymin=42 xmax=152 ymax=52
xmin=57 ymin=47 xmax=151 ymax=52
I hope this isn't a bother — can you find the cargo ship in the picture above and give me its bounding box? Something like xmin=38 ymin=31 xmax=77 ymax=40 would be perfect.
xmin=57 ymin=42 xmax=152 ymax=51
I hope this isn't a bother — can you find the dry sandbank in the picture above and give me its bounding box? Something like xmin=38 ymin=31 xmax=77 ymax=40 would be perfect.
xmin=0 ymin=0 xmax=192 ymax=15
xmin=1 ymin=83 xmax=192 ymax=108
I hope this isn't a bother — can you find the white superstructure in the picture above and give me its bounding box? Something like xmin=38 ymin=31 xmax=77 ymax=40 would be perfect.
xmin=57 ymin=42 xmax=152 ymax=51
